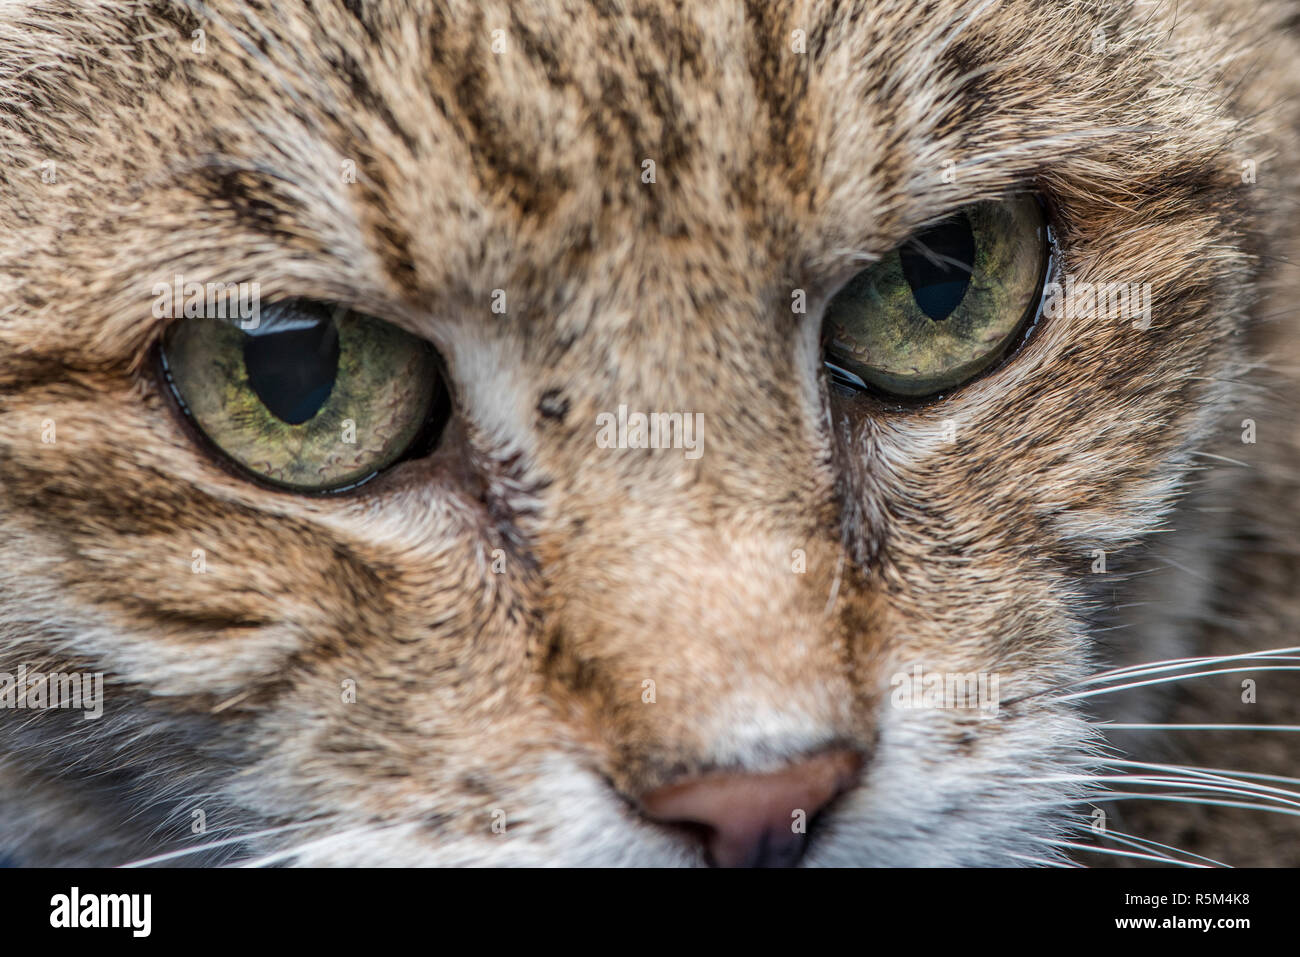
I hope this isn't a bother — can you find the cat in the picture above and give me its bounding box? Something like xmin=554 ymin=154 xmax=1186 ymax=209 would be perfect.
xmin=0 ymin=0 xmax=1298 ymax=866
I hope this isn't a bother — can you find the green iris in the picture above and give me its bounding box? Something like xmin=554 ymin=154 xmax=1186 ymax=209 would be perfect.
xmin=823 ymin=195 xmax=1047 ymax=397
xmin=160 ymin=301 xmax=446 ymax=492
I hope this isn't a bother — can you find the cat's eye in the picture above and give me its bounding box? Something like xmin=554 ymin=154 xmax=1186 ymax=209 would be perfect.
xmin=159 ymin=300 xmax=449 ymax=492
xmin=822 ymin=195 xmax=1048 ymax=398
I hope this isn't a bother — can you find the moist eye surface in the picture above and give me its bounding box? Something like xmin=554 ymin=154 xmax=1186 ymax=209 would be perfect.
xmin=823 ymin=195 xmax=1048 ymax=398
xmin=898 ymin=211 xmax=977 ymax=321
xmin=242 ymin=308 xmax=342 ymax=424
xmin=160 ymin=299 xmax=448 ymax=492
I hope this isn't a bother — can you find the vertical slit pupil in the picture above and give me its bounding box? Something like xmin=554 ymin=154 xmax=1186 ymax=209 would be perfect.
xmin=243 ymin=312 xmax=341 ymax=425
xmin=898 ymin=212 xmax=975 ymax=321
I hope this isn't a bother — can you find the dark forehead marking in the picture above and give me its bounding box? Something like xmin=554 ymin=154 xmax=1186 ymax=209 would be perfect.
xmin=505 ymin=3 xmax=572 ymax=92
xmin=417 ymin=3 xmax=573 ymax=221
xmin=741 ymin=0 xmax=816 ymax=196
xmin=340 ymin=0 xmax=383 ymax=44
xmin=322 ymin=42 xmax=420 ymax=154
xmin=417 ymin=1 xmax=717 ymax=225
xmin=187 ymin=160 xmax=317 ymax=245
xmin=356 ymin=172 xmax=422 ymax=296
xmin=348 ymin=0 xmax=841 ymax=288
xmin=586 ymin=0 xmax=707 ymax=169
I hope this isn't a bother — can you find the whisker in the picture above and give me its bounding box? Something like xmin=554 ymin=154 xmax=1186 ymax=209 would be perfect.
xmin=237 ymin=825 xmax=380 ymax=868
xmin=1041 ymin=792 xmax=1300 ymax=819
xmin=1027 ymin=837 xmax=1209 ymax=868
xmin=120 ymin=822 xmax=315 ymax=868
xmin=1006 ymin=852 xmax=1079 ymax=867
xmin=1088 ymin=758 xmax=1300 ymax=789
xmin=1073 ymin=647 xmax=1300 ymax=688
xmin=1002 ymin=647 xmax=1300 ymax=706
xmin=1081 ymin=828 xmax=1229 ymax=868
xmin=1183 ymin=450 xmax=1253 ymax=467
xmin=1150 ymin=555 xmax=1215 ymax=583
xmin=1099 ymin=723 xmax=1300 ymax=733
xmin=1066 ymin=831 xmax=1182 ymax=866
xmin=1060 ymin=664 xmax=1300 ymax=701
xmin=1028 ymin=774 xmax=1300 ymax=810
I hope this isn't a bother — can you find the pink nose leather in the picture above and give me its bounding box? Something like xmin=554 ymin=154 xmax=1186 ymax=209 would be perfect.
xmin=639 ymin=749 xmax=863 ymax=867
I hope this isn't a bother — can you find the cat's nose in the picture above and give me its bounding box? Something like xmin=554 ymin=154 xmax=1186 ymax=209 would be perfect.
xmin=639 ymin=748 xmax=863 ymax=867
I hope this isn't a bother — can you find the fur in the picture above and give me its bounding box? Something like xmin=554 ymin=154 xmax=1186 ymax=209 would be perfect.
xmin=0 ymin=0 xmax=1297 ymax=865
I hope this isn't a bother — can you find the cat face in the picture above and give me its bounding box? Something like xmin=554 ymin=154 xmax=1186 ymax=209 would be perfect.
xmin=0 ymin=0 xmax=1281 ymax=865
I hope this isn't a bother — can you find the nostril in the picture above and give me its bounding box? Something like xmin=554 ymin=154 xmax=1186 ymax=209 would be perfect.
xmin=638 ymin=748 xmax=864 ymax=867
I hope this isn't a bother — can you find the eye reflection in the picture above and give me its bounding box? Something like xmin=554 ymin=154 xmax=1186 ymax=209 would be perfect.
xmin=242 ymin=304 xmax=342 ymax=425
xmin=898 ymin=212 xmax=975 ymax=322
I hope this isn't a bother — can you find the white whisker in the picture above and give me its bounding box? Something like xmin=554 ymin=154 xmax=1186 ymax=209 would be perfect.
xmin=120 ymin=822 xmax=314 ymax=868
xmin=1069 ymin=647 xmax=1300 ymax=690
xmin=1045 ymin=793 xmax=1300 ymax=819
xmin=1081 ymin=828 xmax=1229 ymax=868
xmin=1100 ymin=723 xmax=1300 ymax=732
xmin=1088 ymin=758 xmax=1300 ymax=789
xmin=1007 ymin=852 xmax=1079 ymax=867
xmin=237 ymin=825 xmax=380 ymax=868
xmin=1027 ymin=837 xmax=1209 ymax=867
xmin=1028 ymin=774 xmax=1300 ymax=810
xmin=1061 ymin=664 xmax=1300 ymax=701
xmin=1001 ymin=647 xmax=1300 ymax=706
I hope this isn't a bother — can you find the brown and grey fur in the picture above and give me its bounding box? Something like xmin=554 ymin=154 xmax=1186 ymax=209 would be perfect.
xmin=0 ymin=0 xmax=1297 ymax=865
